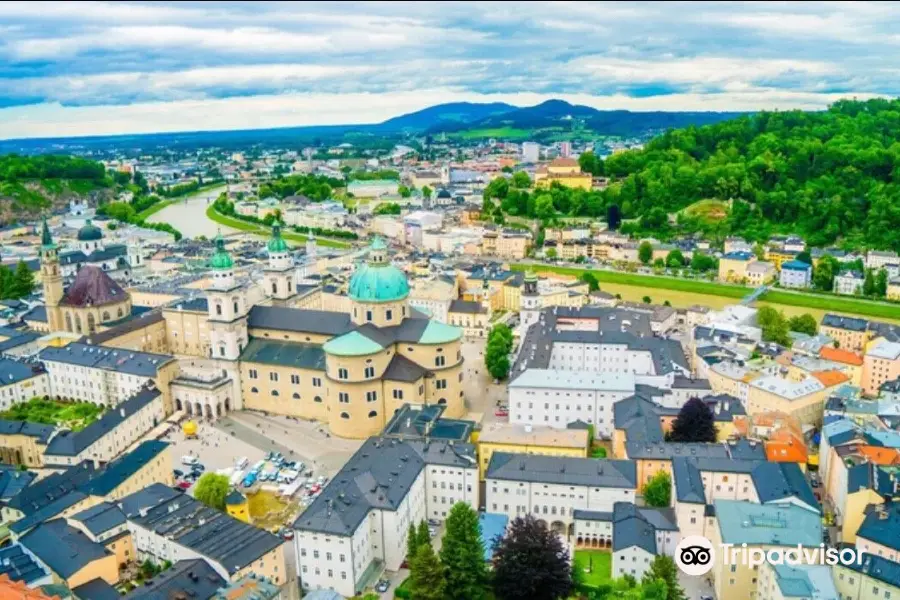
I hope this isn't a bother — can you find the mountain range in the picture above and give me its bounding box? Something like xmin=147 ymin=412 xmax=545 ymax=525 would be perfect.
xmin=0 ymin=99 xmax=746 ymax=153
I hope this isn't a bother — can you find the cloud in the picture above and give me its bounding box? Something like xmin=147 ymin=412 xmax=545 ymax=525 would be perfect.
xmin=1 ymin=1 xmax=900 ymax=138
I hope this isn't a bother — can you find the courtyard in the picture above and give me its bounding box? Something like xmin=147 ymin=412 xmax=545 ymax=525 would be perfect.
xmin=0 ymin=397 xmax=104 ymax=431
xmin=573 ymin=549 xmax=612 ymax=588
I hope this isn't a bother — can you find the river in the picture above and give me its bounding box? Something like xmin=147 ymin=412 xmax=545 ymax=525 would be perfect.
xmin=147 ymin=185 xmax=235 ymax=238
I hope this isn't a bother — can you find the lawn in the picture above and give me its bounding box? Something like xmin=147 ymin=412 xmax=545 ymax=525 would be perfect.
xmin=762 ymin=290 xmax=900 ymax=321
xmin=680 ymin=199 xmax=729 ymax=223
xmin=205 ymin=205 xmax=350 ymax=248
xmin=574 ymin=549 xmax=612 ymax=587
xmin=511 ymin=264 xmax=750 ymax=298
xmin=0 ymin=398 xmax=104 ymax=431
xmin=247 ymin=490 xmax=300 ymax=531
xmin=456 ymin=127 xmax=531 ymax=139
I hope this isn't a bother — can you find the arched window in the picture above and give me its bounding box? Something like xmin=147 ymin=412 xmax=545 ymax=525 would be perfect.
xmin=293 ymin=393 xmax=300 ymax=399
xmin=272 ymin=390 xmax=279 ymax=397
xmin=438 ymin=398 xmax=447 ymax=405
xmin=340 ymin=412 xmax=350 ymax=419
xmin=233 ymin=301 xmax=239 ymax=313
xmin=74 ymin=314 xmax=82 ymax=333
xmin=87 ymin=313 xmax=96 ymax=333
xmin=65 ymin=313 xmax=73 ymax=332
xmin=216 ymin=303 xmax=222 ymax=316
xmin=251 ymin=387 xmax=258 ymax=393
xmin=368 ymin=410 xmax=378 ymax=418
xmin=272 ymin=282 xmax=277 ymax=294
xmin=117 ymin=307 xmax=123 ymax=317
xmin=314 ymin=396 xmax=323 ymax=403
xmin=102 ymin=311 xmax=110 ymax=321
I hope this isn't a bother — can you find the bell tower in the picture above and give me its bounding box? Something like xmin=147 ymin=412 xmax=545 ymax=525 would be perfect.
xmin=39 ymin=219 xmax=64 ymax=332
xmin=519 ymin=270 xmax=541 ymax=337
xmin=263 ymin=223 xmax=296 ymax=305
xmin=206 ymin=234 xmax=248 ymax=360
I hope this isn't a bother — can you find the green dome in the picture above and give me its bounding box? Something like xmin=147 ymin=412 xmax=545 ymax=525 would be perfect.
xmin=348 ymin=238 xmax=409 ymax=303
xmin=210 ymin=235 xmax=234 ymax=270
xmin=77 ymin=219 xmax=103 ymax=241
xmin=267 ymin=224 xmax=289 ymax=253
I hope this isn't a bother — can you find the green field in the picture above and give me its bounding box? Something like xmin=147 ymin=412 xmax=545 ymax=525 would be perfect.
xmin=513 ymin=263 xmax=900 ymax=322
xmin=205 ymin=205 xmax=351 ymax=248
xmin=0 ymin=398 xmax=104 ymax=431
xmin=456 ymin=127 xmax=531 ymax=139
xmin=574 ymin=549 xmax=612 ymax=587
xmin=512 ymin=264 xmax=750 ymax=298
xmin=680 ymin=199 xmax=729 ymax=223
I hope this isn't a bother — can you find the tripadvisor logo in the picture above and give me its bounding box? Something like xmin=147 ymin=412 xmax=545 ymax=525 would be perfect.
xmin=675 ymin=536 xmax=715 ymax=576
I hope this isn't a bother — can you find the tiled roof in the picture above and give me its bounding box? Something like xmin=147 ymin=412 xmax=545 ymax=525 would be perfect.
xmin=60 ymin=266 xmax=128 ymax=307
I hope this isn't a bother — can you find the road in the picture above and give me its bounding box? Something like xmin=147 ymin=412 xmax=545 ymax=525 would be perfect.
xmin=147 ymin=184 xmax=234 ymax=238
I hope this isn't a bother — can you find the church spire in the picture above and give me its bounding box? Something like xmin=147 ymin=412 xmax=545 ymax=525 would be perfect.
xmin=41 ymin=218 xmax=55 ymax=248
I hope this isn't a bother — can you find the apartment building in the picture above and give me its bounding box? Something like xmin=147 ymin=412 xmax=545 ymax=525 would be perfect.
xmin=293 ymin=437 xmax=478 ymax=598
xmin=820 ymin=314 xmax=870 ymax=353
xmin=862 ymin=339 xmax=900 ymax=396
xmin=833 ymin=553 xmax=900 ymax=600
xmin=485 ymin=453 xmax=637 ymax=539
xmin=0 ymin=360 xmax=49 ymax=411
xmin=476 ymin=422 xmax=589 ymax=480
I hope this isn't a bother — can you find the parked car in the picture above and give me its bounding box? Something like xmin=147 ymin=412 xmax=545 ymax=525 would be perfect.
xmin=173 ymin=469 xmax=184 ymax=478
xmin=427 ymin=519 xmax=441 ymax=527
xmin=192 ymin=463 xmax=206 ymax=472
xmin=176 ymin=481 xmax=191 ymax=490
xmin=495 ymin=408 xmax=509 ymax=417
xmin=375 ymin=580 xmax=390 ymax=593
xmin=181 ymin=455 xmax=198 ymax=466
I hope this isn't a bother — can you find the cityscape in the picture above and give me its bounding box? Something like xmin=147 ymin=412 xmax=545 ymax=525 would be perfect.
xmin=2 ymin=3 xmax=900 ymax=600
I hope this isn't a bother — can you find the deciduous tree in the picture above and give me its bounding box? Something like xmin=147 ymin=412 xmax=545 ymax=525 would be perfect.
xmin=667 ymin=397 xmax=717 ymax=443
xmin=643 ymin=471 xmax=672 ymax=508
xmin=193 ymin=473 xmax=230 ymax=510
xmin=492 ymin=515 xmax=572 ymax=600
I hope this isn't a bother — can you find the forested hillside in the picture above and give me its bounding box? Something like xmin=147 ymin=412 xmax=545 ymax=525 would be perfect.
xmin=602 ymin=98 xmax=900 ymax=250
xmin=0 ymin=154 xmax=112 ymax=223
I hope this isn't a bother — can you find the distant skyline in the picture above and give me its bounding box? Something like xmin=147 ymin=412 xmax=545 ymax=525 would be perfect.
xmin=2 ymin=1 xmax=898 ymax=139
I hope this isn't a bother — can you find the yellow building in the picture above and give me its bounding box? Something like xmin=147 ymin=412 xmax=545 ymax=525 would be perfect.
xmin=764 ymin=248 xmax=799 ymax=270
xmin=889 ymin=280 xmax=900 ymax=301
xmin=833 ymin=555 xmax=900 ymax=600
xmin=534 ymin=158 xmax=593 ymax=190
xmin=19 ymin=519 xmax=119 ymax=589
xmin=476 ymin=423 xmax=589 ymax=480
xmin=0 ymin=422 xmax=53 ymax=467
xmin=240 ymin=238 xmax=466 ymax=439
xmin=746 ymin=370 xmax=848 ymax=427
xmin=225 ymin=489 xmax=251 ymax=523
xmin=820 ymin=314 xmax=870 ymax=353
xmin=718 ymin=251 xmax=757 ymax=283
xmin=163 ymin=299 xmax=212 ymax=357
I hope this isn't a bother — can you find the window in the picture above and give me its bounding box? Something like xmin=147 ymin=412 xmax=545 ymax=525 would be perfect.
xmin=291 ymin=374 xmax=300 ymax=384
xmin=293 ymin=393 xmax=300 ymax=399
xmin=340 ymin=412 xmax=350 ymax=419
xmin=233 ymin=301 xmax=239 ymax=313
xmin=314 ymin=396 xmax=323 ymax=403
xmin=272 ymin=390 xmax=279 ymax=396
xmin=313 ymin=377 xmax=322 ymax=387
xmin=366 ymin=310 xmax=373 ymax=322
xmin=364 ymin=366 xmax=375 ymax=378
xmin=216 ymin=303 xmax=222 ymax=316
xmin=366 ymin=391 xmax=377 ymax=402
xmin=436 ymin=379 xmax=447 ymax=390
xmin=269 ymin=372 xmax=279 ymax=382
xmin=272 ymin=282 xmax=277 ymax=294
xmin=249 ymin=369 xmax=258 ymax=379
xmin=386 ymin=309 xmax=393 ymax=321
xmin=435 ymin=355 xmax=446 ymax=367
xmin=368 ymin=410 xmax=378 ymax=418
xmin=393 ymin=389 xmax=403 ymax=399
xmin=338 ymin=368 xmax=349 ymax=380
xmin=339 ymin=392 xmax=350 ymax=403
xmin=438 ymin=398 xmax=447 ymax=405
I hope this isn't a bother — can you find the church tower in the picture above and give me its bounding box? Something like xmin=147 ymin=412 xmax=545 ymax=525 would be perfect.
xmin=39 ymin=219 xmax=64 ymax=332
xmin=206 ymin=234 xmax=248 ymax=360
xmin=519 ymin=270 xmax=541 ymax=337
xmin=263 ymin=223 xmax=296 ymax=305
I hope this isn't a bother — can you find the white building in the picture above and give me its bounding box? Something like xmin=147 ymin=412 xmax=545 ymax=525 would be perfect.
xmin=508 ymin=370 xmax=635 ymax=436
xmin=485 ymin=453 xmax=638 ymax=539
xmin=38 ymin=343 xmax=176 ymax=406
xmin=0 ymin=359 xmax=49 ymax=410
xmin=834 ymin=272 xmax=864 ymax=296
xmin=867 ymin=250 xmax=900 ymax=270
xmin=293 ymin=437 xmax=478 ymax=598
xmin=521 ymin=142 xmax=540 ymax=163
xmin=42 ymin=386 xmax=165 ymax=467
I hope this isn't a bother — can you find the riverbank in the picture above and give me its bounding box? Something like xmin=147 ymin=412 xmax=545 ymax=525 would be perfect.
xmin=204 ymin=205 xmax=351 ymax=248
xmin=512 ymin=263 xmax=900 ymax=323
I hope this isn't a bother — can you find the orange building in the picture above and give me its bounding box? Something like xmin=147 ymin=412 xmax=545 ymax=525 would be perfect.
xmin=0 ymin=576 xmax=60 ymax=600
xmin=819 ymin=346 xmax=865 ymax=386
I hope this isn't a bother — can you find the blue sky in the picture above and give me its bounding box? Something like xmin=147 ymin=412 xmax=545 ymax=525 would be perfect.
xmin=1 ymin=1 xmax=898 ymax=139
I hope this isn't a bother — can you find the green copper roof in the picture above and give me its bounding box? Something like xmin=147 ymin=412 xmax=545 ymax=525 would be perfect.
xmin=323 ymin=331 xmax=384 ymax=356
xmin=41 ymin=219 xmax=55 ymax=248
xmin=267 ymin=224 xmax=289 ymax=253
xmin=419 ymin=320 xmax=463 ymax=344
xmin=348 ymin=238 xmax=409 ymax=303
xmin=210 ymin=234 xmax=234 ymax=270
xmin=77 ymin=219 xmax=103 ymax=241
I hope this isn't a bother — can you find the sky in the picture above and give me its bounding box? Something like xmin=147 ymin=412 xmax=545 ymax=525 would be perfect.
xmin=2 ymin=0 xmax=899 ymax=139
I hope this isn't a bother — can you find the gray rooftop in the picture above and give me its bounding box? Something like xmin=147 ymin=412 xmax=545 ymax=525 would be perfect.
xmin=239 ymin=338 xmax=326 ymax=370
xmin=248 ymin=305 xmax=353 ymax=336
xmin=294 ymin=437 xmax=476 ymax=536
xmin=20 ymin=518 xmax=110 ymax=579
xmin=70 ymin=501 xmax=126 ymax=536
xmin=486 ymin=453 xmax=637 ymax=489
xmin=122 ymin=558 xmax=226 ymax=600
xmin=39 ymin=343 xmax=175 ymax=377
xmin=625 ymin=439 xmax=766 ymax=461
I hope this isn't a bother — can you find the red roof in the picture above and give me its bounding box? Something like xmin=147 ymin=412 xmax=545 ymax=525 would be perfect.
xmin=61 ymin=265 xmax=128 ymax=307
xmin=820 ymin=346 xmax=864 ymax=366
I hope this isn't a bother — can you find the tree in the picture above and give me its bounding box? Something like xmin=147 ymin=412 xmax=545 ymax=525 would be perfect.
xmin=440 ymin=503 xmax=488 ymax=600
xmin=690 ymin=253 xmax=717 ymax=272
xmin=638 ymin=241 xmax=653 ymax=264
xmin=545 ymin=248 xmax=557 ymax=259
xmin=642 ymin=556 xmax=685 ymax=600
xmin=398 ymin=184 xmax=412 ymax=198
xmin=643 ymin=471 xmax=672 ymax=507
xmin=813 ymin=255 xmax=840 ymax=291
xmin=492 ymin=515 xmax=572 ymax=600
xmin=642 ymin=295 xmax=652 ymax=304
xmin=607 ymin=203 xmax=621 ymax=230
xmin=407 ymin=523 xmax=421 ymax=564
xmin=757 ymin=306 xmax=791 ymax=346
xmin=796 ymin=250 xmax=812 ymax=265
xmin=876 ymin=269 xmax=889 ymax=297
xmin=422 ymin=185 xmax=433 ymax=199
xmin=485 ymin=324 xmax=514 ymax=381
xmin=667 ymin=397 xmax=717 ymax=443
xmin=10 ymin=261 xmax=35 ymax=299
xmin=653 ymin=258 xmax=665 ymax=269
xmin=580 ymin=272 xmax=600 ymax=291
xmin=578 ymin=150 xmax=604 ymax=176
xmin=511 ymin=171 xmax=531 ymax=189
xmin=665 ymin=250 xmax=684 ymax=268
xmin=193 ymin=473 xmax=230 ymax=510
xmin=788 ymin=313 xmax=818 ymax=336
xmin=417 ymin=520 xmax=431 ymax=551
xmin=864 ymin=269 xmax=877 ymax=296
xmin=409 ymin=542 xmax=446 ymax=600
